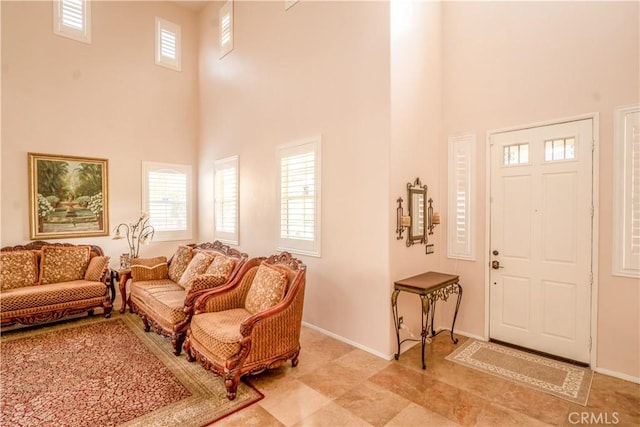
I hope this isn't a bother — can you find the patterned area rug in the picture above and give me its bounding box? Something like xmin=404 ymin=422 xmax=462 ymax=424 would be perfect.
xmin=446 ymin=339 xmax=593 ymax=406
xmin=1 ymin=314 xmax=263 ymax=426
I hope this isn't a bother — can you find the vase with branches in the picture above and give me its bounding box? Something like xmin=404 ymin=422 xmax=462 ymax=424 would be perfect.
xmin=112 ymin=212 xmax=155 ymax=268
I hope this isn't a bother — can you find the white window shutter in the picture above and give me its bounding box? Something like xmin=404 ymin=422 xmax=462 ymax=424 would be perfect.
xmin=613 ymin=104 xmax=640 ymax=277
xmin=53 ymin=0 xmax=91 ymax=44
xmin=142 ymin=162 xmax=192 ymax=241
xmin=219 ymin=0 xmax=234 ymax=59
xmin=277 ymin=137 xmax=322 ymax=257
xmin=448 ymin=134 xmax=476 ymax=260
xmin=214 ymin=156 xmax=239 ymax=245
xmin=155 ymin=17 xmax=182 ymax=71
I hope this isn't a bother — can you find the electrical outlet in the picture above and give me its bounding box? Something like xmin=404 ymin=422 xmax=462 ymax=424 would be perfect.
xmin=426 ymin=244 xmax=434 ymax=254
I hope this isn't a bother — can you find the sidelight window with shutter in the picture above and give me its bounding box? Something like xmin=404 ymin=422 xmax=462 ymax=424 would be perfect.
xmin=219 ymin=0 xmax=233 ymax=59
xmin=214 ymin=156 xmax=239 ymax=245
xmin=277 ymin=137 xmax=322 ymax=257
xmin=53 ymin=0 xmax=91 ymax=44
xmin=448 ymin=134 xmax=476 ymax=260
xmin=613 ymin=104 xmax=640 ymax=277
xmin=142 ymin=161 xmax=192 ymax=241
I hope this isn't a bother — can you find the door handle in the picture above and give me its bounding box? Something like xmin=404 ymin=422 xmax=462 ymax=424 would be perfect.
xmin=491 ymin=260 xmax=504 ymax=269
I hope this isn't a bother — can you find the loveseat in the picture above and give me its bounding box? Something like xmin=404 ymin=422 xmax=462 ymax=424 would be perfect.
xmin=127 ymin=241 xmax=248 ymax=355
xmin=0 ymin=241 xmax=113 ymax=328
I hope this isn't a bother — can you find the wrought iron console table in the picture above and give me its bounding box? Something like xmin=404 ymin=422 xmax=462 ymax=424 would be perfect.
xmin=392 ymin=271 xmax=463 ymax=369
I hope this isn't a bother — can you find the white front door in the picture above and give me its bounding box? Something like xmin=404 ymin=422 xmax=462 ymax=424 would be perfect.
xmin=489 ymin=119 xmax=593 ymax=363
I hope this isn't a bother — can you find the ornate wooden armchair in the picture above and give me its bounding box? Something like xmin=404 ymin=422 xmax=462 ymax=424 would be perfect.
xmin=183 ymin=252 xmax=306 ymax=400
xmin=128 ymin=241 xmax=248 ymax=355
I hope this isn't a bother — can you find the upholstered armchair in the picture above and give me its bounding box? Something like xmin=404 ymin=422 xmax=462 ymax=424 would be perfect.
xmin=183 ymin=252 xmax=306 ymax=400
xmin=128 ymin=241 xmax=248 ymax=355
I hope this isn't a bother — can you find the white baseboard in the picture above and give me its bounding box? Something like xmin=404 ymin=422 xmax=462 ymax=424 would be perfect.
xmin=302 ymin=321 xmax=393 ymax=360
xmin=594 ymin=367 xmax=640 ymax=384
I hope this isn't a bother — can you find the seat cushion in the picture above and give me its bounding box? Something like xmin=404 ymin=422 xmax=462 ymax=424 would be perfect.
xmin=40 ymin=246 xmax=91 ymax=285
xmin=189 ymin=308 xmax=252 ymax=361
xmin=130 ymin=280 xmax=187 ymax=326
xmin=244 ymin=263 xmax=288 ymax=315
xmin=0 ymin=280 xmax=107 ymax=312
xmin=0 ymin=250 xmax=39 ymax=290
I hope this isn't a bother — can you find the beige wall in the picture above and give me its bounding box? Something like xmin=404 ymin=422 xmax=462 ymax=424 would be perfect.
xmin=440 ymin=1 xmax=640 ymax=379
xmin=198 ymin=1 xmax=393 ymax=355
xmin=1 ymin=1 xmax=199 ymax=263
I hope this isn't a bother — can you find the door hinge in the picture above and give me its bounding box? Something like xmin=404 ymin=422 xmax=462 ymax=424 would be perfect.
xmin=589 ymin=337 xmax=592 ymax=351
xmin=592 ymin=139 xmax=596 ymax=153
xmin=589 ymin=271 xmax=593 ymax=286
xmin=591 ymin=205 xmax=594 ymax=218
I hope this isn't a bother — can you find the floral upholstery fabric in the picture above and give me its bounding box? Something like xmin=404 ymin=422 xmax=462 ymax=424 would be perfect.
xmin=244 ymin=263 xmax=288 ymax=315
xmin=184 ymin=274 xmax=227 ymax=294
xmin=130 ymin=280 xmax=187 ymax=326
xmin=168 ymin=245 xmax=193 ymax=283
xmin=178 ymin=252 xmax=215 ymax=289
xmin=0 ymin=280 xmax=107 ymax=312
xmin=189 ymin=309 xmax=251 ymax=363
xmin=204 ymin=254 xmax=236 ymax=281
xmin=40 ymin=246 xmax=91 ymax=285
xmin=84 ymin=256 xmax=110 ymax=282
xmin=0 ymin=251 xmax=39 ymax=290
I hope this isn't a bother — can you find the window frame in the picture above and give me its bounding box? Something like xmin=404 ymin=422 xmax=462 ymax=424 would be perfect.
xmin=141 ymin=161 xmax=193 ymax=242
xmin=277 ymin=136 xmax=322 ymax=257
xmin=219 ymin=0 xmax=234 ymax=59
xmin=53 ymin=0 xmax=91 ymax=44
xmin=155 ymin=17 xmax=182 ymax=71
xmin=613 ymin=104 xmax=640 ymax=278
xmin=214 ymin=155 xmax=239 ymax=245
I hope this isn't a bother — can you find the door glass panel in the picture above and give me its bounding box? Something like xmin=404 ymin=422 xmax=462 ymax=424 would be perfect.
xmin=503 ymin=143 xmax=530 ymax=166
xmin=545 ymin=137 xmax=576 ymax=161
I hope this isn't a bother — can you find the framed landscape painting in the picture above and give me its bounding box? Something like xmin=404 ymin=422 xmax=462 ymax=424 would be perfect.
xmin=28 ymin=153 xmax=109 ymax=239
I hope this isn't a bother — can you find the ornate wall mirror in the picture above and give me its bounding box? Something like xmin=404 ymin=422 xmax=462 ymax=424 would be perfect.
xmin=406 ymin=178 xmax=428 ymax=246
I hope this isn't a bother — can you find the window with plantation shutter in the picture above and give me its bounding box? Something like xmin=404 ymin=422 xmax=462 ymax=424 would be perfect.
xmin=53 ymin=0 xmax=91 ymax=44
xmin=448 ymin=134 xmax=476 ymax=260
xmin=142 ymin=162 xmax=192 ymax=241
xmin=613 ymin=104 xmax=640 ymax=277
xmin=214 ymin=156 xmax=239 ymax=245
xmin=277 ymin=137 xmax=322 ymax=257
xmin=219 ymin=0 xmax=233 ymax=59
xmin=155 ymin=17 xmax=181 ymax=71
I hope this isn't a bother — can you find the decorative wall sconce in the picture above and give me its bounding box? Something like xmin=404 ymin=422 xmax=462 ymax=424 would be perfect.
xmin=396 ymin=178 xmax=440 ymax=248
xmin=112 ymin=212 xmax=155 ymax=269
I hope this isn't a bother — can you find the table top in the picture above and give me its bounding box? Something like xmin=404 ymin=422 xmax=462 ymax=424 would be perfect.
xmin=394 ymin=271 xmax=459 ymax=293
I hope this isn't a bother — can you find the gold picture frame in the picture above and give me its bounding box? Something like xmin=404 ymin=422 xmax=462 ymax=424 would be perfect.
xmin=28 ymin=153 xmax=109 ymax=239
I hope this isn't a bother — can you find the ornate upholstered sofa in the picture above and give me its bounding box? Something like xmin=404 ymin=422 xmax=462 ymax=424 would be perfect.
xmin=184 ymin=252 xmax=306 ymax=400
xmin=0 ymin=241 xmax=113 ymax=328
xmin=127 ymin=241 xmax=248 ymax=355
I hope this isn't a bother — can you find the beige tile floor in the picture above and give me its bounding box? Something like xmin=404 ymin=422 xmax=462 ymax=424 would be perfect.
xmin=212 ymin=327 xmax=640 ymax=427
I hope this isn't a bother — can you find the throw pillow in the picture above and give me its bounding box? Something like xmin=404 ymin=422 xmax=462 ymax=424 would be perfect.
xmin=40 ymin=245 xmax=91 ymax=285
xmin=84 ymin=256 xmax=110 ymax=281
xmin=168 ymin=245 xmax=193 ymax=283
xmin=179 ymin=252 xmax=215 ymax=289
xmin=244 ymin=263 xmax=288 ymax=315
xmin=204 ymin=254 xmax=237 ymax=281
xmin=131 ymin=256 xmax=169 ymax=281
xmin=0 ymin=250 xmax=39 ymax=290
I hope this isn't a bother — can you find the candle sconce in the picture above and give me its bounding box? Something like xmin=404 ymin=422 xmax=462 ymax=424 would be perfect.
xmin=396 ymin=178 xmax=440 ymax=248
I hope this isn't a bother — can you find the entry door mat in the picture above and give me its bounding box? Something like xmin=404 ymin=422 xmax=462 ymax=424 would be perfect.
xmin=446 ymin=339 xmax=593 ymax=406
xmin=0 ymin=315 xmax=263 ymax=426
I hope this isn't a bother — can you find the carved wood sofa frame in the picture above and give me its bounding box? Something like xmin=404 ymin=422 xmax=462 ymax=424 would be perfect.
xmin=0 ymin=240 xmax=113 ymax=328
